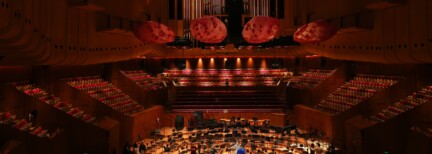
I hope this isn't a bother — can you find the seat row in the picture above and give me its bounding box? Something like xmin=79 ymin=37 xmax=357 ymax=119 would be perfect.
xmin=164 ymin=69 xmax=288 ymax=87
xmin=289 ymin=69 xmax=334 ymax=89
xmin=13 ymin=83 xmax=96 ymax=123
xmin=314 ymin=75 xmax=400 ymax=114
xmin=122 ymin=70 xmax=164 ymax=91
xmin=67 ymin=77 xmax=145 ymax=115
xmin=176 ymin=81 xmax=277 ymax=87
xmin=164 ymin=69 xmax=287 ymax=75
xmin=411 ymin=125 xmax=432 ymax=137
xmin=0 ymin=112 xmax=61 ymax=139
xmin=370 ymin=86 xmax=432 ymax=122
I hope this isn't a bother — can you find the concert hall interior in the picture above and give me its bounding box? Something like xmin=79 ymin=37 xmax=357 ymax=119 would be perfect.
xmin=1 ymin=0 xmax=432 ymax=153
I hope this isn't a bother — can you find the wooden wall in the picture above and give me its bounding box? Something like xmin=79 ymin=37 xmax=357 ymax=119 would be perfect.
xmin=115 ymin=68 xmax=168 ymax=108
xmin=132 ymin=106 xmax=166 ymax=139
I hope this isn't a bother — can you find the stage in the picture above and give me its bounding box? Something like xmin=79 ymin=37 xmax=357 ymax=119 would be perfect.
xmin=134 ymin=126 xmax=336 ymax=154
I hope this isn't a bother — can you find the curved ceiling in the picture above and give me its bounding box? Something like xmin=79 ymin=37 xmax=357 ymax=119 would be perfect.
xmin=1 ymin=0 xmax=430 ymax=65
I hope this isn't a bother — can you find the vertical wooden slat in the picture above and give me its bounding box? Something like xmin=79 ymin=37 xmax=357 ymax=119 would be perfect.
xmin=428 ymin=0 xmax=432 ymax=58
xmin=394 ymin=6 xmax=411 ymax=63
xmin=409 ymin=0 xmax=431 ymax=62
xmin=382 ymin=8 xmax=397 ymax=63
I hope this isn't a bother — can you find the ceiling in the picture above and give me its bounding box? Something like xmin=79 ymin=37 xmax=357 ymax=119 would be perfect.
xmin=2 ymin=0 xmax=431 ymax=65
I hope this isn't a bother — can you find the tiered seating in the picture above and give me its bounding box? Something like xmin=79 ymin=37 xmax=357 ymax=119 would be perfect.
xmin=122 ymin=70 xmax=164 ymax=91
xmin=172 ymin=90 xmax=284 ymax=112
xmin=66 ymin=76 xmax=145 ymax=115
xmin=164 ymin=69 xmax=288 ymax=87
xmin=370 ymin=86 xmax=432 ymax=122
xmin=289 ymin=69 xmax=334 ymax=89
xmin=411 ymin=125 xmax=432 ymax=137
xmin=12 ymin=82 xmax=96 ymax=123
xmin=314 ymin=74 xmax=400 ymax=114
xmin=0 ymin=112 xmax=62 ymax=138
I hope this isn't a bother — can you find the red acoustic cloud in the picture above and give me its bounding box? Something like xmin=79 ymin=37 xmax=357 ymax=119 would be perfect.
xmin=133 ymin=21 xmax=175 ymax=44
xmin=190 ymin=16 xmax=227 ymax=44
xmin=242 ymin=16 xmax=280 ymax=44
xmin=293 ymin=20 xmax=339 ymax=43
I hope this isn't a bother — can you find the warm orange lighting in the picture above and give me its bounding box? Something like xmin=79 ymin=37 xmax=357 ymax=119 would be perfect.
xmin=224 ymin=58 xmax=227 ymax=61
xmin=209 ymin=58 xmax=215 ymax=69
xmin=197 ymin=58 xmax=203 ymax=69
xmin=186 ymin=60 xmax=191 ymax=69
xmin=306 ymin=55 xmax=321 ymax=58
xmin=260 ymin=59 xmax=267 ymax=69
xmin=247 ymin=58 xmax=254 ymax=68
xmin=236 ymin=58 xmax=242 ymax=69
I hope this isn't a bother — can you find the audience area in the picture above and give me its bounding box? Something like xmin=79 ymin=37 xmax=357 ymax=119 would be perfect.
xmin=411 ymin=124 xmax=432 ymax=138
xmin=370 ymin=86 xmax=432 ymax=122
xmin=12 ymin=82 xmax=97 ymax=124
xmin=289 ymin=69 xmax=335 ymax=89
xmin=314 ymin=74 xmax=400 ymax=114
xmin=122 ymin=70 xmax=164 ymax=91
xmin=163 ymin=69 xmax=288 ymax=87
xmin=171 ymin=90 xmax=284 ymax=112
xmin=0 ymin=112 xmax=62 ymax=139
xmin=66 ymin=76 xmax=145 ymax=115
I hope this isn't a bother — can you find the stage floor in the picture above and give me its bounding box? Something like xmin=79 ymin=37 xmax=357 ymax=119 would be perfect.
xmin=135 ymin=127 xmax=334 ymax=154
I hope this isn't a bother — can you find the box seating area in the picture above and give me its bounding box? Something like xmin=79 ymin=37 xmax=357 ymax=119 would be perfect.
xmin=171 ymin=90 xmax=284 ymax=112
xmin=0 ymin=112 xmax=62 ymax=139
xmin=164 ymin=69 xmax=288 ymax=87
xmin=370 ymin=86 xmax=432 ymax=122
xmin=12 ymin=82 xmax=96 ymax=123
xmin=66 ymin=76 xmax=145 ymax=115
xmin=314 ymin=74 xmax=400 ymax=114
xmin=289 ymin=69 xmax=334 ymax=89
xmin=121 ymin=70 xmax=164 ymax=91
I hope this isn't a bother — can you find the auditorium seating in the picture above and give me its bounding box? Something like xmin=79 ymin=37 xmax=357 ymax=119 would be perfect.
xmin=370 ymin=86 xmax=432 ymax=122
xmin=121 ymin=70 xmax=164 ymax=91
xmin=314 ymin=74 xmax=400 ymax=114
xmin=0 ymin=112 xmax=62 ymax=138
xmin=411 ymin=125 xmax=432 ymax=137
xmin=289 ymin=69 xmax=335 ymax=89
xmin=66 ymin=76 xmax=145 ymax=115
xmin=164 ymin=69 xmax=288 ymax=87
xmin=171 ymin=90 xmax=284 ymax=112
xmin=12 ymin=82 xmax=97 ymax=123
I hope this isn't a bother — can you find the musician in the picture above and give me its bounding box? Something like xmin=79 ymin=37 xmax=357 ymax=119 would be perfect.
xmin=263 ymin=119 xmax=270 ymax=126
xmin=190 ymin=145 xmax=197 ymax=154
xmin=210 ymin=147 xmax=217 ymax=154
xmin=236 ymin=117 xmax=242 ymax=127
xmin=228 ymin=140 xmax=242 ymax=153
xmin=327 ymin=144 xmax=336 ymax=154
xmin=139 ymin=143 xmax=146 ymax=154
xmin=122 ymin=143 xmax=131 ymax=154
xmin=315 ymin=143 xmax=324 ymax=154
xmin=230 ymin=116 xmax=236 ymax=125
xmin=163 ymin=145 xmax=170 ymax=152
xmin=236 ymin=147 xmax=246 ymax=154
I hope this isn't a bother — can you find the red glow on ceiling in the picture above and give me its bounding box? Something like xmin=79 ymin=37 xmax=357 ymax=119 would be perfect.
xmin=294 ymin=20 xmax=338 ymax=43
xmin=190 ymin=16 xmax=227 ymax=44
xmin=133 ymin=21 xmax=175 ymax=44
xmin=242 ymin=16 xmax=280 ymax=44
